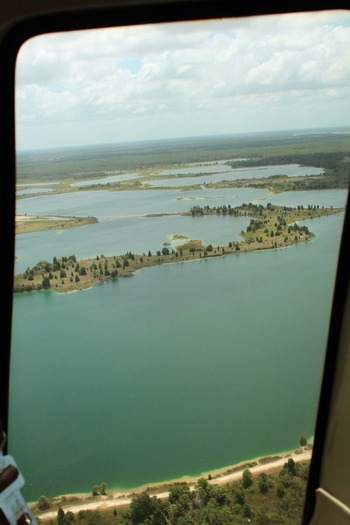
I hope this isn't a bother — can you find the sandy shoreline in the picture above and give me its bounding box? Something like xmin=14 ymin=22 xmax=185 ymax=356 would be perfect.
xmin=36 ymin=447 xmax=312 ymax=520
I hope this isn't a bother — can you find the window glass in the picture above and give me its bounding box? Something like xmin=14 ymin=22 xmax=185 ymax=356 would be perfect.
xmin=10 ymin=10 xmax=350 ymax=522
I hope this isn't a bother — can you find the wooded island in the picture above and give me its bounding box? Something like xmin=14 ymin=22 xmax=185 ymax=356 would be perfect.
xmin=14 ymin=203 xmax=343 ymax=294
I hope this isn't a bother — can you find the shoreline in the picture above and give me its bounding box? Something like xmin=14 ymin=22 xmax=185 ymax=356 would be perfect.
xmin=34 ymin=445 xmax=312 ymax=520
xmin=14 ymin=204 xmax=344 ymax=295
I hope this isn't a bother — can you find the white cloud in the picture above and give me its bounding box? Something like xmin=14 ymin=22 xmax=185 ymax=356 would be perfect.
xmin=15 ymin=10 xmax=350 ymax=149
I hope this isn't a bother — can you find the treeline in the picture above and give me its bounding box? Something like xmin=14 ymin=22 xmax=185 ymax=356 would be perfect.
xmin=190 ymin=202 xmax=323 ymax=216
xmin=228 ymin=151 xmax=348 ymax=170
xmin=17 ymin=132 xmax=350 ymax=182
xmin=14 ymin=250 xmax=178 ymax=294
xmin=15 ymin=255 xmax=79 ymax=293
xmin=190 ymin=202 xmax=278 ymax=216
xmin=45 ymin=458 xmax=310 ymax=525
xmin=227 ymin=151 xmax=350 ymax=189
xmin=14 ymin=253 xmax=131 ymax=293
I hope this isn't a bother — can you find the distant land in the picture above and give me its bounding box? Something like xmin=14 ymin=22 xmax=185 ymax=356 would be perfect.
xmin=16 ymin=129 xmax=350 ymax=197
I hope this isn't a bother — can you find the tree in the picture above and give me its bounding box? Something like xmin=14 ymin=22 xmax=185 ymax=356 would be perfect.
xmin=234 ymin=489 xmax=245 ymax=505
xmin=129 ymin=491 xmax=157 ymax=525
xmin=299 ymin=435 xmax=307 ymax=447
xmin=53 ymin=257 xmax=61 ymax=271
xmin=197 ymin=477 xmax=211 ymax=505
xmin=242 ymin=469 xmax=253 ymax=489
xmin=162 ymin=247 xmax=169 ymax=255
xmin=57 ymin=508 xmax=65 ymax=525
xmin=258 ymin=473 xmax=269 ymax=494
xmin=65 ymin=511 xmax=75 ymax=523
xmin=42 ymin=276 xmax=50 ymax=289
xmin=92 ymin=485 xmax=101 ymax=496
xmin=38 ymin=495 xmax=51 ymax=510
xmin=169 ymin=484 xmax=191 ymax=504
xmin=285 ymin=457 xmax=297 ymax=476
xmin=92 ymin=482 xmax=107 ymax=496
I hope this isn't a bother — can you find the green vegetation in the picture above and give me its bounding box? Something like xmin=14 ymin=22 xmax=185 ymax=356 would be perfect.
xmin=299 ymin=436 xmax=307 ymax=448
xmin=92 ymin=483 xmax=108 ymax=496
xmin=39 ymin=459 xmax=310 ymax=525
xmin=16 ymin=132 xmax=350 ymax=195
xmin=15 ymin=216 xmax=98 ymax=234
xmin=225 ymin=149 xmax=350 ymax=191
xmin=37 ymin=496 xmax=51 ymax=511
xmin=14 ymin=203 xmax=344 ymax=294
xmin=189 ymin=202 xmax=342 ymax=248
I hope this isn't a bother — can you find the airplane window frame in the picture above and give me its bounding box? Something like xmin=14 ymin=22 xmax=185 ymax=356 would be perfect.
xmin=1 ymin=2 xmax=350 ymax=524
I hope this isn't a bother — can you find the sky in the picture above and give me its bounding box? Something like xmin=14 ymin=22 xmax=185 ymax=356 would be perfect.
xmin=15 ymin=10 xmax=350 ymax=151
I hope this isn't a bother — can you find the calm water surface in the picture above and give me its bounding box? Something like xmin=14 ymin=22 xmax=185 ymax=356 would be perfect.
xmin=15 ymin=188 xmax=346 ymax=273
xmin=9 ymin=204 xmax=345 ymax=500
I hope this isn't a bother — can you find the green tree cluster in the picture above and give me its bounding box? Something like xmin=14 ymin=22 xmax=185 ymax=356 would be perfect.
xmin=50 ymin=458 xmax=310 ymax=525
xmin=92 ymin=482 xmax=108 ymax=496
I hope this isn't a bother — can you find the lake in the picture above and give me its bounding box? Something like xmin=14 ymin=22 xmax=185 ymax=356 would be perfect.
xmin=9 ymin=186 xmax=347 ymax=501
xmin=145 ymin=163 xmax=324 ymax=187
xmin=15 ymin=187 xmax=346 ymax=273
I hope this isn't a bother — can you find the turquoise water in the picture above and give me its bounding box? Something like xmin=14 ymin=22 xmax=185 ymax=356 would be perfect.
xmin=9 ymin=206 xmax=345 ymax=501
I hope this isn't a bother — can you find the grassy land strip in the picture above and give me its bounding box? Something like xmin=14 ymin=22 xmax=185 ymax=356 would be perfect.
xmin=15 ymin=215 xmax=98 ymax=234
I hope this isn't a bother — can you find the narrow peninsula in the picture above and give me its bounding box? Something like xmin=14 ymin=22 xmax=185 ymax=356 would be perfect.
xmin=14 ymin=203 xmax=343 ymax=294
xmin=16 ymin=214 xmax=98 ymax=234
